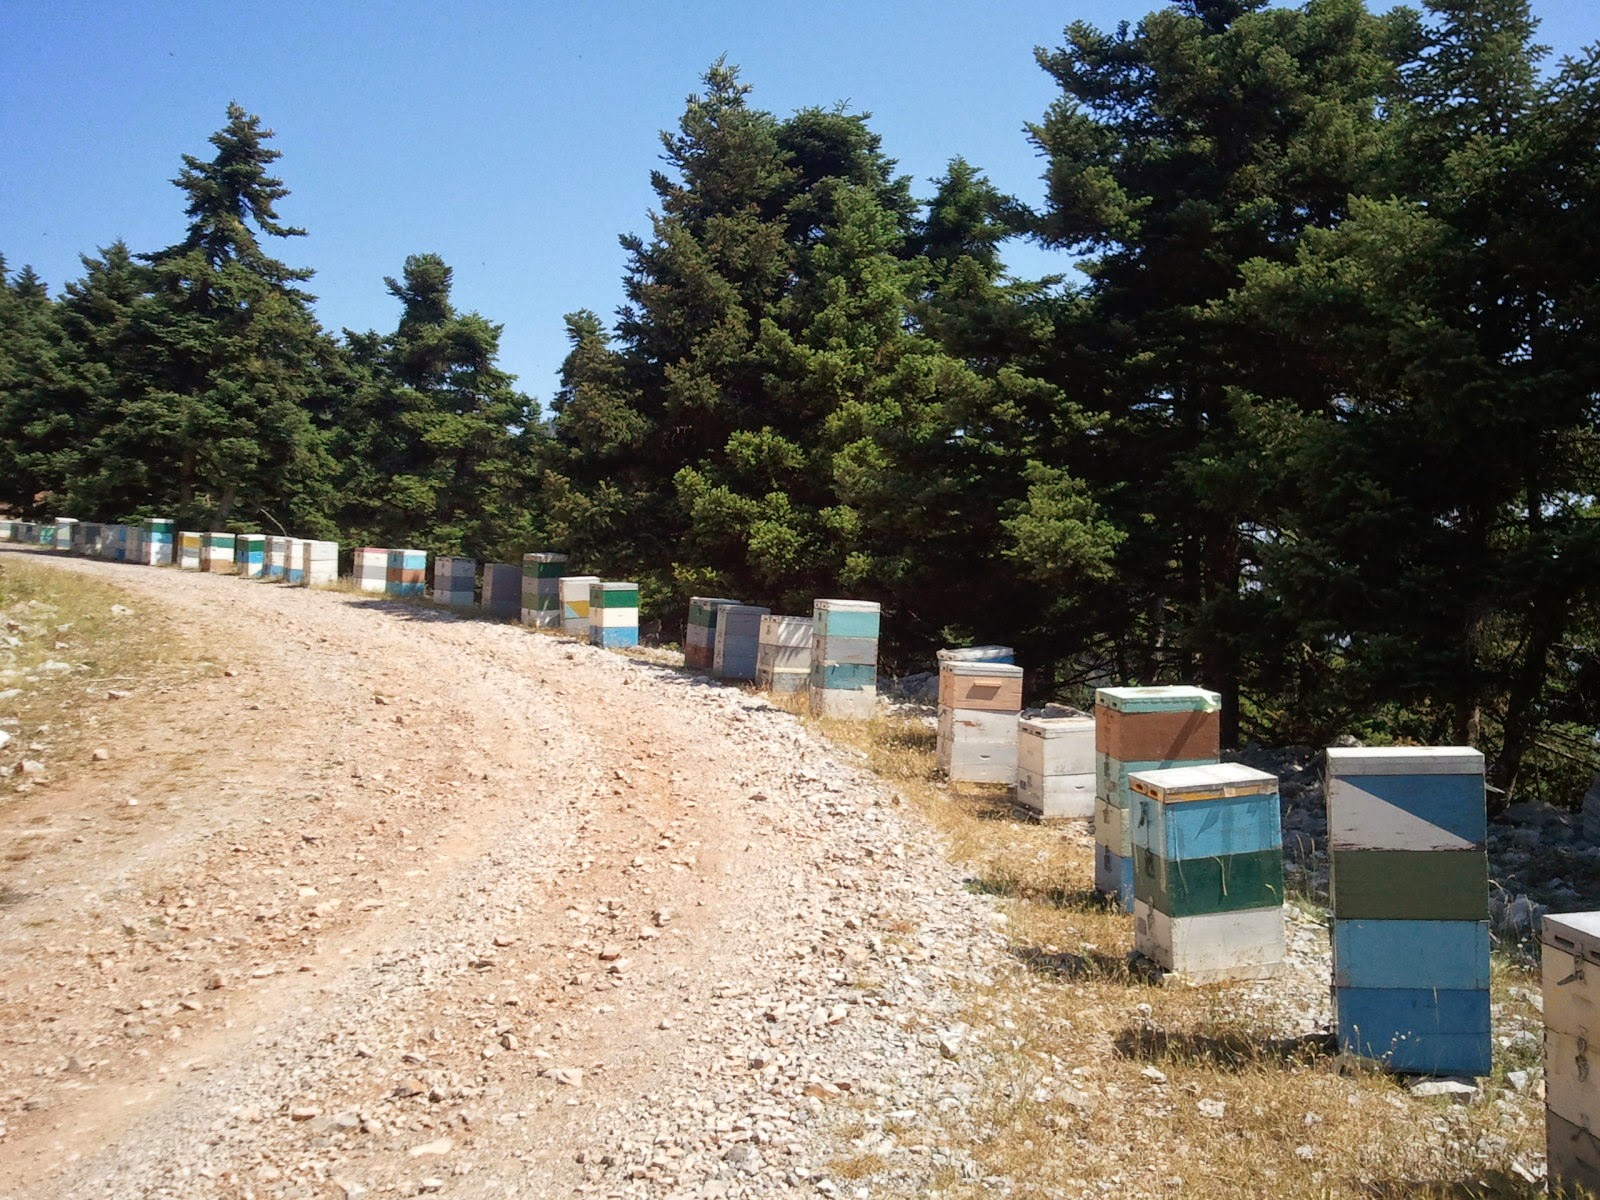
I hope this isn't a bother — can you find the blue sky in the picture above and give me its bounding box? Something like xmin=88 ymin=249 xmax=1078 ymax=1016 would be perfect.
xmin=3 ymin=1 xmax=1595 ymax=408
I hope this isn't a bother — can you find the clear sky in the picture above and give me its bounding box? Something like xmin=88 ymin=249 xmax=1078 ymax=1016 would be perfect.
xmin=3 ymin=1 xmax=1595 ymax=409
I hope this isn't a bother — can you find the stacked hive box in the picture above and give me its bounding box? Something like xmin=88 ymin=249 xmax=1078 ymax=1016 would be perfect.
xmin=283 ymin=538 xmax=305 ymax=584
xmin=178 ymin=531 xmax=202 ymax=570
xmin=54 ymin=517 xmax=77 ymax=550
xmin=685 ymin=597 xmax=742 ymax=671
xmin=264 ymin=535 xmax=291 ymax=580
xmin=235 ymin=534 xmax=265 ymax=578
xmin=0 ymin=520 xmax=14 ymax=540
xmin=432 ymin=556 xmax=476 ymax=608
xmin=809 ymin=600 xmax=880 ymax=720
xmin=36 ymin=522 xmax=55 ymax=548
xmin=559 ymin=575 xmax=601 ymax=636
xmin=481 ymin=563 xmax=522 ymax=620
xmin=1094 ymin=686 xmax=1221 ymax=910
xmin=202 ymin=532 xmax=235 ymax=573
xmin=937 ymin=645 xmax=1015 ymax=666
xmin=1327 ymin=746 xmax=1489 ymax=1075
xmin=355 ymin=548 xmax=389 ymax=593
xmin=77 ymin=522 xmax=101 ymax=555
xmin=386 ymin=548 xmax=426 ymax=597
xmin=300 ymin=540 xmax=339 ymax=587
xmin=112 ymin=525 xmax=136 ymax=562
xmin=1016 ymin=716 xmax=1097 ymax=819
xmin=521 ymin=553 xmax=568 ymax=627
xmin=755 ymin=615 xmax=813 ymax=694
xmin=937 ymin=659 xmax=1024 ymax=784
xmin=1128 ymin=763 xmax=1285 ymax=981
xmin=141 ymin=519 xmax=174 ymax=566
xmin=1543 ymin=912 xmax=1600 ymax=1193
xmin=588 ymin=582 xmax=639 ymax=648
xmin=712 ymin=604 xmax=772 ymax=680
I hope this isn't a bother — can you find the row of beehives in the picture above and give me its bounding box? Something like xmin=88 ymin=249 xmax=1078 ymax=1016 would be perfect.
xmin=13 ymin=520 xmax=1598 ymax=1184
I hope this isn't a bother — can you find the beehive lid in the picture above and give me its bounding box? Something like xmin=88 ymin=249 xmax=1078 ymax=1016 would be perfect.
xmin=1128 ymin=763 xmax=1278 ymax=801
xmin=1018 ymin=716 xmax=1095 ymax=738
xmin=936 ymin=645 xmax=1014 ymax=663
xmin=1543 ymin=912 xmax=1600 ymax=960
xmin=941 ymin=661 xmax=1023 ymax=679
xmin=1095 ymin=686 xmax=1220 ymax=713
xmin=814 ymin=598 xmax=880 ymax=612
xmin=1325 ymin=746 xmax=1483 ymax=775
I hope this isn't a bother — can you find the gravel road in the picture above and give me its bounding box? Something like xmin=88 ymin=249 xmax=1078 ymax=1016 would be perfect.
xmin=0 ymin=548 xmax=1007 ymax=1200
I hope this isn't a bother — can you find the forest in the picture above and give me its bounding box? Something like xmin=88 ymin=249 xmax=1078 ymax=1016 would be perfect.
xmin=0 ymin=0 xmax=1596 ymax=809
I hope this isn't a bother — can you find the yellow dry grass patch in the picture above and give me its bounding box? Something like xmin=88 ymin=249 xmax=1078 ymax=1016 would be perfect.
xmin=798 ymin=704 xmax=1548 ymax=1200
xmin=0 ymin=555 xmax=205 ymax=765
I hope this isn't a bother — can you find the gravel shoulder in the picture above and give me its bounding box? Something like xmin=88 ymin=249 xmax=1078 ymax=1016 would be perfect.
xmin=0 ymin=548 xmax=1006 ymax=1200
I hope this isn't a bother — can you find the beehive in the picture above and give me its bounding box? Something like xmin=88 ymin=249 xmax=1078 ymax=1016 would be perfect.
xmin=712 ymin=604 xmax=772 ymax=681
xmin=1016 ymin=716 xmax=1096 ymax=819
xmin=354 ymin=547 xmax=389 ymax=593
xmin=178 ymin=531 xmax=202 ymax=570
xmin=432 ymin=556 xmax=476 ymax=608
xmin=937 ymin=660 xmax=1023 ymax=784
xmin=201 ymin=532 xmax=235 ymax=573
xmin=0 ymin=520 xmax=15 ymax=541
xmin=283 ymin=538 xmax=305 ymax=584
xmin=521 ymin=553 xmax=568 ymax=627
xmin=141 ymin=518 xmax=174 ymax=566
xmin=35 ymin=522 xmax=55 ymax=548
xmin=936 ymin=645 xmax=1015 ymax=666
xmin=809 ymin=599 xmax=880 ymax=720
xmin=77 ymin=522 xmax=101 ymax=556
xmin=300 ymin=539 xmax=339 ymax=587
xmin=1092 ymin=686 xmax=1221 ymax=911
xmin=263 ymin=535 xmax=290 ymax=580
xmin=481 ymin=562 xmax=522 ymax=620
xmin=559 ymin=575 xmax=602 ymax=636
xmin=1129 ymin=763 xmax=1284 ymax=981
xmin=1543 ymin=912 xmax=1600 ymax=1194
xmin=685 ymin=597 xmax=743 ymax=671
xmin=1327 ymin=746 xmax=1489 ymax=1076
xmin=386 ymin=548 xmax=426 ymax=597
xmin=588 ymin=582 xmax=639 ymax=648
xmin=235 ymin=534 xmax=265 ymax=578
xmin=755 ymin=615 xmax=813 ymax=694
xmin=53 ymin=517 xmax=77 ymax=551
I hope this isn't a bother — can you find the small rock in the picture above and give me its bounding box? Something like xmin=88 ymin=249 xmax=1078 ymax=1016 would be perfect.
xmin=1198 ymin=1098 xmax=1226 ymax=1120
xmin=551 ymin=1067 xmax=583 ymax=1087
xmin=598 ymin=943 xmax=622 ymax=962
xmin=1408 ymin=1079 xmax=1479 ymax=1104
xmin=408 ymin=1137 xmax=454 ymax=1157
xmin=1140 ymin=1066 xmax=1167 ymax=1084
xmin=91 ymin=748 xmax=109 ymax=762
xmin=19 ymin=761 xmax=45 ymax=777
xmin=289 ymin=1106 xmax=321 ymax=1121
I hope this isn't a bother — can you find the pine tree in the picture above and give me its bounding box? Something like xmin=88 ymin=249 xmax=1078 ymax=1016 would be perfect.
xmin=134 ymin=103 xmax=334 ymax=530
xmin=1027 ymin=0 xmax=1414 ymax=739
xmin=0 ymin=261 xmax=67 ymax=517
xmin=331 ymin=253 xmax=541 ymax=559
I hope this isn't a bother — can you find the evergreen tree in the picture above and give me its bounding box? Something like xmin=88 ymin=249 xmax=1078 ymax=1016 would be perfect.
xmin=133 ymin=103 xmax=334 ymax=530
xmin=1028 ymin=0 xmax=1415 ymax=739
xmin=0 ymin=261 xmax=65 ymax=516
xmin=332 ymin=253 xmax=541 ymax=560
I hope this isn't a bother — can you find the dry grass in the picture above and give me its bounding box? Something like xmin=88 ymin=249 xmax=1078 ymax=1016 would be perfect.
xmin=793 ymin=703 xmax=1548 ymax=1200
xmin=0 ymin=553 xmax=205 ymax=770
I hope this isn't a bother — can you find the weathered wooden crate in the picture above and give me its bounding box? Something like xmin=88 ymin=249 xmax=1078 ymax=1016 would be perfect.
xmin=755 ymin=615 xmax=812 ymax=693
xmin=300 ymin=540 xmax=338 ymax=587
xmin=1016 ymin=716 xmax=1096 ymax=820
xmin=1327 ymin=745 xmax=1489 ymax=1076
xmin=355 ymin=547 xmax=389 ymax=593
xmin=521 ymin=553 xmax=568 ymax=627
xmin=481 ymin=562 xmax=522 ymax=620
xmin=559 ymin=575 xmax=601 ymax=635
xmin=1542 ymin=911 xmax=1600 ymax=1196
xmin=385 ymin=548 xmax=426 ymax=597
xmin=712 ymin=604 xmax=771 ymax=681
xmin=589 ymin=582 xmax=639 ymax=648
xmin=432 ymin=556 xmax=477 ymax=608
xmin=685 ymin=597 xmax=744 ymax=670
xmin=937 ymin=661 xmax=1023 ymax=784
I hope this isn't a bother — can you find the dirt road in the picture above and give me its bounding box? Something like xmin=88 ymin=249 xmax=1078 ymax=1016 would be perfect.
xmin=0 ymin=548 xmax=1004 ymax=1200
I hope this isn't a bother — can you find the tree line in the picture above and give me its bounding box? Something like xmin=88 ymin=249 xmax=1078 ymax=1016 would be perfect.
xmin=2 ymin=0 xmax=1596 ymax=808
